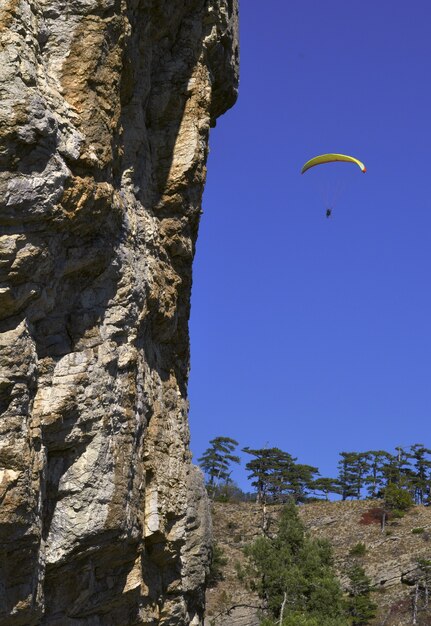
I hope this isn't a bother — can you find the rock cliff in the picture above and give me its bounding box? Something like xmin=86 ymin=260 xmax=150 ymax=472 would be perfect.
xmin=0 ymin=1 xmax=238 ymax=624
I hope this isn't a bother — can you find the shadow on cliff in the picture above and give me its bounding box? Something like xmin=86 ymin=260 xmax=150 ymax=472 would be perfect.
xmin=117 ymin=0 xmax=238 ymax=213
xmin=116 ymin=0 xmax=238 ymax=395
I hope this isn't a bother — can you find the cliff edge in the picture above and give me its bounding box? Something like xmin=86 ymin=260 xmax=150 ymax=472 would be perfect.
xmin=0 ymin=1 xmax=239 ymax=624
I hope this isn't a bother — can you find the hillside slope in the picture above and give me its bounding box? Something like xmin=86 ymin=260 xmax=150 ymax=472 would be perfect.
xmin=206 ymin=501 xmax=431 ymax=626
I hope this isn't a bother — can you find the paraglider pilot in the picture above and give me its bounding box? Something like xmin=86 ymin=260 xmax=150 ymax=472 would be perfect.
xmin=301 ymin=154 xmax=366 ymax=219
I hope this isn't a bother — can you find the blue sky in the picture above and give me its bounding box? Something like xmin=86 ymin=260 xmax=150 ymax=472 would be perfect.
xmin=188 ymin=1 xmax=431 ymax=489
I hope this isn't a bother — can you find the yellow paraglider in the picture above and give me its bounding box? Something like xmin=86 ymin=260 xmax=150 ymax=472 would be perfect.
xmin=301 ymin=153 xmax=366 ymax=174
xmin=301 ymin=154 xmax=366 ymax=217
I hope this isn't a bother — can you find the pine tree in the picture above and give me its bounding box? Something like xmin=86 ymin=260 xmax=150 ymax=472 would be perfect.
xmin=243 ymin=502 xmax=347 ymax=625
xmin=409 ymin=444 xmax=431 ymax=505
xmin=395 ymin=446 xmax=413 ymax=487
xmin=338 ymin=453 xmax=362 ymax=500
xmin=384 ymin=482 xmax=414 ymax=511
xmin=313 ymin=477 xmax=342 ymax=501
xmin=243 ymin=448 xmax=320 ymax=508
xmin=243 ymin=447 xmax=296 ymax=531
xmin=380 ymin=447 xmax=413 ymax=492
xmin=363 ymin=450 xmax=389 ymax=498
xmin=287 ymin=463 xmax=320 ymax=503
xmin=243 ymin=447 xmax=296 ymax=503
xmin=198 ymin=436 xmax=240 ymax=496
xmin=345 ymin=564 xmax=377 ymax=625
xmin=411 ymin=558 xmax=431 ymax=625
xmin=381 ymin=452 xmax=399 ymax=486
xmin=352 ymin=454 xmax=371 ymax=499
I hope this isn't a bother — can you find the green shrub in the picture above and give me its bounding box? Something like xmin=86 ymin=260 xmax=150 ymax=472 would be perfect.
xmin=208 ymin=543 xmax=228 ymax=586
xmin=234 ymin=560 xmax=245 ymax=581
xmin=412 ymin=527 xmax=425 ymax=534
xmin=212 ymin=481 xmax=246 ymax=502
xmin=384 ymin=484 xmax=414 ymax=511
xmin=349 ymin=543 xmax=366 ymax=557
xmin=390 ymin=509 xmax=405 ymax=519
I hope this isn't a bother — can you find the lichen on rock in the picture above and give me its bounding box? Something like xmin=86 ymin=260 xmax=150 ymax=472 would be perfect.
xmin=0 ymin=1 xmax=238 ymax=624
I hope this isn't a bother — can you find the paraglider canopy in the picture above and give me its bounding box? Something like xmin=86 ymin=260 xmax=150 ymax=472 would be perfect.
xmin=301 ymin=153 xmax=366 ymax=174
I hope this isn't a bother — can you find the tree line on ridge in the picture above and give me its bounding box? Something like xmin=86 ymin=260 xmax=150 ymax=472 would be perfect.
xmin=202 ymin=438 xmax=431 ymax=624
xmin=198 ymin=437 xmax=431 ymax=506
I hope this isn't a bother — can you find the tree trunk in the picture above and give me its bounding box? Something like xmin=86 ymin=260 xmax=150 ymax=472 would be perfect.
xmin=279 ymin=591 xmax=287 ymax=626
xmin=262 ymin=499 xmax=269 ymax=536
xmin=381 ymin=511 xmax=387 ymax=533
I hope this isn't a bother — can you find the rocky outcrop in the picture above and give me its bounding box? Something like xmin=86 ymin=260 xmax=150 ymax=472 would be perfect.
xmin=0 ymin=1 xmax=238 ymax=624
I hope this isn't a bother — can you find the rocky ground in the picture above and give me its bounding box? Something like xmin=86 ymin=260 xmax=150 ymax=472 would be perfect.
xmin=205 ymin=500 xmax=431 ymax=626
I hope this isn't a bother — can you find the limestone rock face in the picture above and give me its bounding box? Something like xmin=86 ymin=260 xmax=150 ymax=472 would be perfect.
xmin=0 ymin=1 xmax=238 ymax=624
